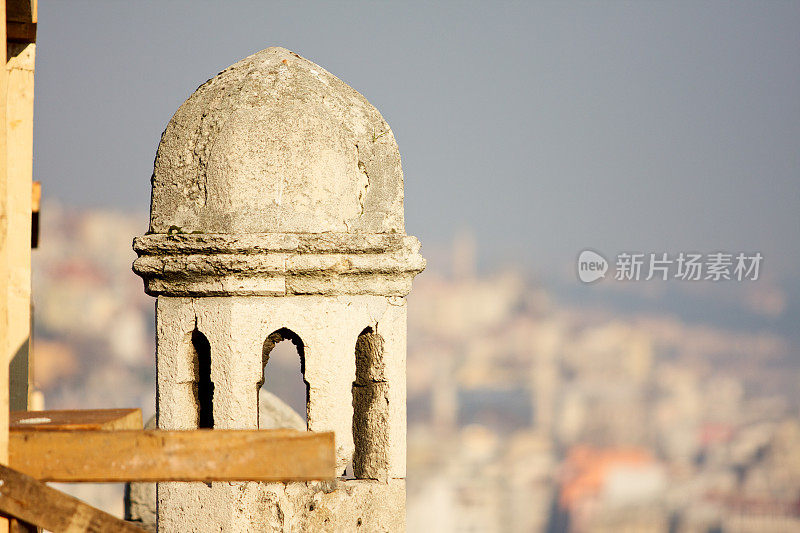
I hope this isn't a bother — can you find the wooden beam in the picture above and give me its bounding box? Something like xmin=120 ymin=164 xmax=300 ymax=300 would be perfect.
xmin=11 ymin=409 xmax=143 ymax=431
xmin=5 ymin=37 xmax=35 ymax=411
xmin=0 ymin=463 xmax=146 ymax=532
xmin=9 ymin=429 xmax=336 ymax=482
xmin=0 ymin=0 xmax=10 ymax=530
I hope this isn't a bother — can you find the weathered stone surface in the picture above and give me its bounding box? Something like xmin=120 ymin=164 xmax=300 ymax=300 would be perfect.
xmin=134 ymin=47 xmax=421 ymax=532
xmin=133 ymin=233 xmax=424 ymax=297
xmin=149 ymin=47 xmax=404 ymax=235
xmin=155 ymin=296 xmax=404 ymax=471
xmin=353 ymin=328 xmax=391 ymax=481
xmin=152 ymin=295 xmax=409 ymax=528
xmin=134 ymin=233 xmax=412 ymax=255
xmin=125 ymin=393 xmax=305 ymax=532
xmin=125 ymin=416 xmax=157 ymax=532
xmin=157 ymin=479 xmax=405 ymax=532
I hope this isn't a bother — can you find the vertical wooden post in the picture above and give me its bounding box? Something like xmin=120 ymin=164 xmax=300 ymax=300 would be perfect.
xmin=1 ymin=0 xmax=11 ymax=454
xmin=5 ymin=1 xmax=35 ymax=411
xmin=0 ymin=1 xmax=11 ymax=531
xmin=1 ymin=1 xmax=37 ymax=524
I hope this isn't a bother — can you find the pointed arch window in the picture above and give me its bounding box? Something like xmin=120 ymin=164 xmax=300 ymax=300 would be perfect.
xmin=259 ymin=328 xmax=308 ymax=429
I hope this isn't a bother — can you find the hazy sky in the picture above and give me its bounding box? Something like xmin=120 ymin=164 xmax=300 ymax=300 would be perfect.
xmin=33 ymin=1 xmax=800 ymax=280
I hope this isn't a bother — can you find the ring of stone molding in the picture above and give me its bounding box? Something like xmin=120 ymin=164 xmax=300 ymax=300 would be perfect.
xmin=133 ymin=233 xmax=425 ymax=297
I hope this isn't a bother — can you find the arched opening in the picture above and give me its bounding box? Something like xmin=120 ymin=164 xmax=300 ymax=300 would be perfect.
xmin=259 ymin=328 xmax=308 ymax=430
xmin=352 ymin=326 xmax=388 ymax=480
xmin=191 ymin=329 xmax=214 ymax=429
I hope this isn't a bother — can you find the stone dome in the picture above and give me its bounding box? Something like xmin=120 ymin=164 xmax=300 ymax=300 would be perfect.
xmin=149 ymin=47 xmax=404 ymax=235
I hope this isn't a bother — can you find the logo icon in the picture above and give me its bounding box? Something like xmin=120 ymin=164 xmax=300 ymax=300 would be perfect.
xmin=577 ymin=250 xmax=608 ymax=283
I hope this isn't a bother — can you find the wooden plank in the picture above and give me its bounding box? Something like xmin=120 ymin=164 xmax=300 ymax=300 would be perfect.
xmin=1 ymin=2 xmax=12 ymax=532
xmin=9 ymin=429 xmax=336 ymax=482
xmin=0 ymin=463 xmax=146 ymax=532
xmin=11 ymin=409 xmax=143 ymax=431
xmin=5 ymin=40 xmax=34 ymax=412
xmin=1 ymin=0 xmax=10 ymax=452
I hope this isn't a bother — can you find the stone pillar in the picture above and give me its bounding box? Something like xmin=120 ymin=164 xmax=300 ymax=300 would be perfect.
xmin=134 ymin=47 xmax=424 ymax=532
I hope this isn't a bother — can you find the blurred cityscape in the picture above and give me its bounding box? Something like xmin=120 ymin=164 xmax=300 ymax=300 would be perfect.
xmin=32 ymin=203 xmax=800 ymax=532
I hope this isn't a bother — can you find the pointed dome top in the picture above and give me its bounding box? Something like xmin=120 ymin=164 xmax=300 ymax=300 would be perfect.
xmin=149 ymin=47 xmax=404 ymax=235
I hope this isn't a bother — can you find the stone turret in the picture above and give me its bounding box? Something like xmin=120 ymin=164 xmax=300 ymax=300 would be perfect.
xmin=133 ymin=47 xmax=424 ymax=531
